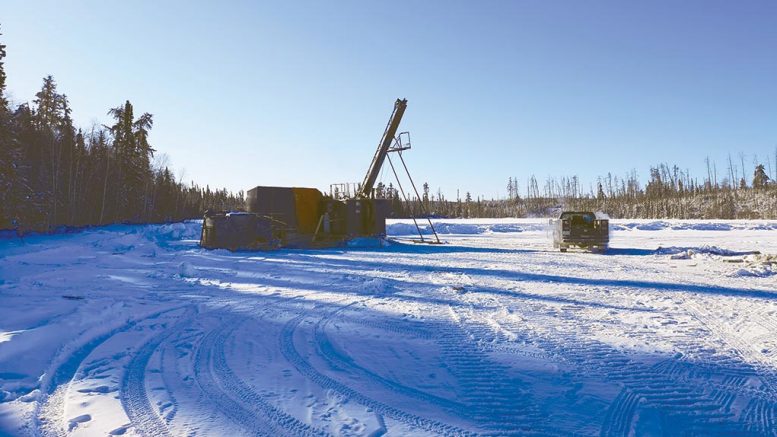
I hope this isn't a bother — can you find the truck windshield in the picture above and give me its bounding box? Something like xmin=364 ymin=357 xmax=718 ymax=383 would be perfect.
xmin=561 ymin=212 xmax=596 ymax=225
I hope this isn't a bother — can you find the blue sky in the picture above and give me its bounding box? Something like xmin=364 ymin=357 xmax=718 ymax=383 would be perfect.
xmin=3 ymin=1 xmax=776 ymax=199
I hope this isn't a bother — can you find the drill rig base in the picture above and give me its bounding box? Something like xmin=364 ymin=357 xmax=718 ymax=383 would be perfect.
xmin=408 ymin=239 xmax=445 ymax=245
xmin=200 ymin=187 xmax=390 ymax=251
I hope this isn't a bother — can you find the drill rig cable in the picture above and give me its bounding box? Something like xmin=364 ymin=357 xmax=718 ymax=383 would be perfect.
xmin=386 ymin=154 xmax=426 ymax=243
xmin=396 ymin=150 xmax=441 ymax=244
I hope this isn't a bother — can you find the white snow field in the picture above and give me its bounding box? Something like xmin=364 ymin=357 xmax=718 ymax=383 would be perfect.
xmin=1 ymin=218 xmax=776 ymax=436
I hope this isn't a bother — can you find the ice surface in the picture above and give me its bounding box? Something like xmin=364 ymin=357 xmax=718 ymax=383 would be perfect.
xmin=1 ymin=218 xmax=776 ymax=435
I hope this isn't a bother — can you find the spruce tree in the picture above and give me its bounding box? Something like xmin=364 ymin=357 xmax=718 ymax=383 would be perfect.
xmin=32 ymin=76 xmax=66 ymax=228
xmin=107 ymin=101 xmax=154 ymax=221
xmin=0 ymin=24 xmax=20 ymax=229
xmin=753 ymin=164 xmax=769 ymax=189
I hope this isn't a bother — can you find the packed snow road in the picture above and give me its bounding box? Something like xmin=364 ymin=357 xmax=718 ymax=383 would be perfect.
xmin=1 ymin=219 xmax=776 ymax=436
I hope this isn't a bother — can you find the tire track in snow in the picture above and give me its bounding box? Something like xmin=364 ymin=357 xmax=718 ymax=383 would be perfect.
xmin=682 ymin=300 xmax=777 ymax=435
xmin=742 ymin=398 xmax=777 ymax=436
xmin=599 ymin=390 xmax=639 ymax=437
xmin=191 ymin=322 xmax=277 ymax=436
xmin=121 ymin=307 xmax=197 ymax=437
xmin=347 ymin=317 xmax=434 ymax=340
xmin=122 ymin=333 xmax=175 ymax=437
xmin=281 ymin=312 xmax=473 ymax=436
xmin=447 ymin=298 xmax=755 ymax=436
xmin=313 ymin=303 xmax=467 ymax=416
xmin=36 ymin=306 xmax=187 ymax=437
xmin=156 ymin=337 xmax=181 ymax=426
xmin=439 ymin=307 xmax=552 ymax=436
xmin=193 ymin=316 xmax=328 ymax=437
xmin=685 ymin=300 xmax=777 ymax=398
xmin=651 ymin=359 xmax=770 ymax=402
xmin=534 ymin=322 xmax=750 ymax=435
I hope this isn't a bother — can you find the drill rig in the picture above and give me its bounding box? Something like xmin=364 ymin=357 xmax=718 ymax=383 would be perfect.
xmin=200 ymin=98 xmax=409 ymax=250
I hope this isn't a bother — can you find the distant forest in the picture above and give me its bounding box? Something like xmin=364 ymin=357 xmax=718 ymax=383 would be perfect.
xmin=0 ymin=27 xmax=243 ymax=234
xmin=391 ymin=159 xmax=777 ymax=219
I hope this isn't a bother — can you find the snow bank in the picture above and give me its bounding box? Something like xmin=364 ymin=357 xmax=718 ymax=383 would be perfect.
xmin=0 ymin=220 xmax=203 ymax=242
xmin=655 ymin=246 xmax=774 ymax=277
xmin=142 ymin=220 xmax=202 ymax=243
xmin=387 ymin=218 xmax=777 ymax=237
xmin=5 ymin=218 xmax=774 ymax=244
xmin=731 ymin=254 xmax=777 ymax=277
xmin=611 ymin=220 xmax=777 ymax=232
xmin=655 ymin=245 xmax=757 ymax=260
xmin=386 ymin=220 xmax=546 ymax=236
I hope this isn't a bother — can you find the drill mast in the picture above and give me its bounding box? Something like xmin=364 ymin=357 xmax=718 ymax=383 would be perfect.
xmin=358 ymin=98 xmax=408 ymax=198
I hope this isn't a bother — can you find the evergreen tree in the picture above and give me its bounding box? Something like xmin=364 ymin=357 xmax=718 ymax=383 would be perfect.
xmin=753 ymin=164 xmax=769 ymax=188
xmin=0 ymin=27 xmax=245 ymax=233
xmin=56 ymin=94 xmax=76 ymax=224
xmin=33 ymin=76 xmax=62 ymax=129
xmin=107 ymin=100 xmax=154 ymax=221
xmin=0 ymin=25 xmax=21 ymax=228
xmin=375 ymin=182 xmax=385 ymax=198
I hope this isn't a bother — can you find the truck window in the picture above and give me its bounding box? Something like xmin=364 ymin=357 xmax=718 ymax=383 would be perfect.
xmin=560 ymin=212 xmax=595 ymax=223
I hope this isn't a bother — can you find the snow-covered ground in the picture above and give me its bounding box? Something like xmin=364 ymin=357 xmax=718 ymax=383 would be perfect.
xmin=1 ymin=218 xmax=776 ymax=436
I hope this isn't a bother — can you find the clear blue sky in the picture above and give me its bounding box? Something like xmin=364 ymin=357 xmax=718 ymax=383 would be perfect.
xmin=3 ymin=1 xmax=776 ymax=199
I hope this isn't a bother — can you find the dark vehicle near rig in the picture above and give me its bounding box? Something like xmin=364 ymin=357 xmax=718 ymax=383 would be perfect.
xmin=551 ymin=211 xmax=609 ymax=253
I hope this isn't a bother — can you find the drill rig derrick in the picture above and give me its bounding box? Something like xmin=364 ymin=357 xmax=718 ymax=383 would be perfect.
xmin=358 ymin=98 xmax=407 ymax=198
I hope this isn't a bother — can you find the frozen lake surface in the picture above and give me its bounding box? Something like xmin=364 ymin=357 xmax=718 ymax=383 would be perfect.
xmin=1 ymin=218 xmax=776 ymax=435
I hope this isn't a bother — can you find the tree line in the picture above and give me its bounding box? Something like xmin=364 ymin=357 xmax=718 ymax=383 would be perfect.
xmin=0 ymin=27 xmax=242 ymax=234
xmin=391 ymin=159 xmax=776 ymax=220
